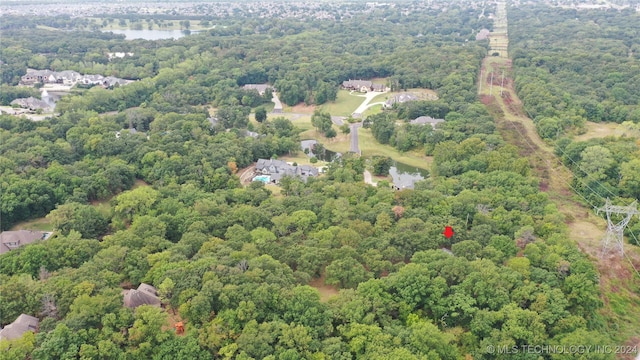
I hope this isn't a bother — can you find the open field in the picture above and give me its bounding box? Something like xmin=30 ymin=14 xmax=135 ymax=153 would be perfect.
xmin=357 ymin=128 xmax=432 ymax=170
xmin=9 ymin=217 xmax=53 ymax=232
xmin=574 ymin=121 xmax=626 ymax=141
xmin=319 ymin=90 xmax=364 ymax=116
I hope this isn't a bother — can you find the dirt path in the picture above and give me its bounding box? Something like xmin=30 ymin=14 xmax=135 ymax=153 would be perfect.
xmin=480 ymin=34 xmax=640 ymax=349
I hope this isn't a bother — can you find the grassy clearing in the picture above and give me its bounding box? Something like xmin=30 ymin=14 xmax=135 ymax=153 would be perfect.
xmin=9 ymin=217 xmax=53 ymax=232
xmin=574 ymin=121 xmax=625 ymax=142
xmin=362 ymin=104 xmax=383 ymax=118
xmin=358 ymin=128 xmax=432 ymax=170
xmin=279 ymin=153 xmax=328 ymax=167
xmin=319 ymin=90 xmax=364 ymax=116
xmin=309 ymin=275 xmax=339 ymax=303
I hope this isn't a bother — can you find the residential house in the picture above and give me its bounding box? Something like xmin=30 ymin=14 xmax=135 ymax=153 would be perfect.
xmin=255 ymin=159 xmax=319 ymax=184
xmin=342 ymin=79 xmax=386 ymax=92
xmin=10 ymin=97 xmax=52 ymax=112
xmin=0 ymin=230 xmax=46 ymax=255
xmin=123 ymin=283 xmax=161 ymax=308
xmin=20 ymin=69 xmax=54 ymax=85
xmin=384 ymin=92 xmax=419 ymax=108
xmin=0 ymin=314 xmax=39 ymax=341
xmin=20 ymin=69 xmax=130 ymax=88
xmin=107 ymin=52 xmax=134 ymax=61
xmin=410 ymin=116 xmax=444 ymax=128
xmin=243 ymin=84 xmax=273 ymax=96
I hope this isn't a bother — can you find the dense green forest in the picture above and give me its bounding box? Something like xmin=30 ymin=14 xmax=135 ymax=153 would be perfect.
xmin=509 ymin=5 xmax=640 ymax=236
xmin=0 ymin=3 xmax=633 ymax=360
xmin=509 ymin=6 xmax=640 ymax=132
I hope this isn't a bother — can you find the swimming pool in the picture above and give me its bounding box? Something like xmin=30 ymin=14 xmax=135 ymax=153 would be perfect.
xmin=253 ymin=175 xmax=271 ymax=183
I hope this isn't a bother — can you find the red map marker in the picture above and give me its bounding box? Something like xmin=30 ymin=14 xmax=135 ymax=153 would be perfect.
xmin=443 ymin=226 xmax=454 ymax=239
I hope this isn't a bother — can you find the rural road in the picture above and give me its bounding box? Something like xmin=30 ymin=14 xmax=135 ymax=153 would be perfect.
xmin=350 ymin=122 xmax=362 ymax=154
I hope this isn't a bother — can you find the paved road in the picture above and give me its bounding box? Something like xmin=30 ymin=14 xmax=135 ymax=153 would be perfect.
xmin=351 ymin=90 xmax=387 ymax=116
xmin=350 ymin=122 xmax=362 ymax=154
xmin=270 ymin=93 xmax=283 ymax=113
xmin=331 ymin=116 xmax=345 ymax=126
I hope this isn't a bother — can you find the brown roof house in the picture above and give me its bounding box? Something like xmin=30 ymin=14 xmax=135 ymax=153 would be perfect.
xmin=0 ymin=314 xmax=39 ymax=341
xmin=123 ymin=283 xmax=161 ymax=309
xmin=0 ymin=230 xmax=46 ymax=255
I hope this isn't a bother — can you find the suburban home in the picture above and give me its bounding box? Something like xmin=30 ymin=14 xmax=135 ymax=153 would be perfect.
xmin=0 ymin=230 xmax=48 ymax=255
xmin=243 ymin=84 xmax=273 ymax=96
xmin=255 ymin=159 xmax=319 ymax=184
xmin=342 ymin=79 xmax=386 ymax=92
xmin=20 ymin=69 xmax=130 ymax=88
xmin=115 ymin=128 xmax=139 ymax=139
xmin=410 ymin=116 xmax=445 ymax=128
xmin=384 ymin=92 xmax=419 ymax=108
xmin=123 ymin=283 xmax=161 ymax=308
xmin=0 ymin=314 xmax=39 ymax=341
xmin=107 ymin=52 xmax=134 ymax=61
xmin=10 ymin=97 xmax=52 ymax=112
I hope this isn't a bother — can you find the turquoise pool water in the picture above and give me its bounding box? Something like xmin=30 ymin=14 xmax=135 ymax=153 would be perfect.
xmin=253 ymin=175 xmax=271 ymax=183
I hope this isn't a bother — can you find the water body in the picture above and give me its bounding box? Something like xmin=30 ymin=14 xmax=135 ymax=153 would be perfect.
xmin=390 ymin=161 xmax=429 ymax=190
xmin=103 ymin=29 xmax=198 ymax=40
xmin=41 ymin=89 xmax=66 ymax=108
xmin=300 ymin=140 xmax=340 ymax=162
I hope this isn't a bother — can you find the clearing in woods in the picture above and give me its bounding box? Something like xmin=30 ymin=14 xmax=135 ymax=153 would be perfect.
xmin=479 ymin=55 xmax=640 ymax=345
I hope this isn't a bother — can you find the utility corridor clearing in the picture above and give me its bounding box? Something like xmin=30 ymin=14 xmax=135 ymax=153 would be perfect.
xmin=478 ymin=1 xmax=640 ymax=344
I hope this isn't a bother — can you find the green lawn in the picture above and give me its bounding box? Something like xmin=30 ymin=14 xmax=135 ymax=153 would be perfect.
xmin=370 ymin=92 xmax=391 ymax=104
xmin=358 ymin=128 xmax=432 ymax=170
xmin=362 ymin=104 xmax=383 ymax=118
xmin=9 ymin=217 xmax=54 ymax=232
xmin=319 ymin=90 xmax=365 ymax=116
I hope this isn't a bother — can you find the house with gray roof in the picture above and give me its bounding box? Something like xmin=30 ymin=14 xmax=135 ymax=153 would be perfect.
xmin=0 ymin=314 xmax=39 ymax=341
xmin=255 ymin=159 xmax=319 ymax=184
xmin=384 ymin=92 xmax=419 ymax=108
xmin=10 ymin=97 xmax=53 ymax=112
xmin=123 ymin=283 xmax=161 ymax=309
xmin=0 ymin=230 xmax=47 ymax=255
xmin=342 ymin=79 xmax=386 ymax=92
xmin=410 ymin=116 xmax=445 ymax=128
xmin=243 ymin=84 xmax=273 ymax=96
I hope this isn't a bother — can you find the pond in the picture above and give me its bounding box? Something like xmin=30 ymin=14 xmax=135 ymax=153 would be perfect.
xmin=389 ymin=160 xmax=429 ymax=190
xmin=102 ymin=29 xmax=199 ymax=40
xmin=300 ymin=140 xmax=341 ymax=162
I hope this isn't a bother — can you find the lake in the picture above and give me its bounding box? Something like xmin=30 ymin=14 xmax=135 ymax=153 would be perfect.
xmin=103 ymin=29 xmax=199 ymax=40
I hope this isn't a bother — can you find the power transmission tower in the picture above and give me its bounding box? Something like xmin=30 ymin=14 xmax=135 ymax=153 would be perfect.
xmin=596 ymin=198 xmax=639 ymax=257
